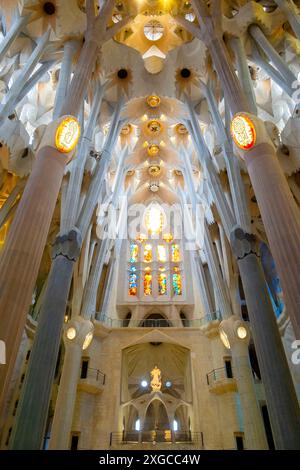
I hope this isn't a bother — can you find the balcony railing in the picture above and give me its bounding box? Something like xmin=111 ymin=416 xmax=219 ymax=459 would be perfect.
xmin=78 ymin=367 xmax=106 ymax=394
xmin=96 ymin=311 xmax=221 ymax=329
xmin=84 ymin=367 xmax=106 ymax=385
xmin=206 ymin=366 xmax=232 ymax=385
xmin=110 ymin=431 xmax=204 ymax=447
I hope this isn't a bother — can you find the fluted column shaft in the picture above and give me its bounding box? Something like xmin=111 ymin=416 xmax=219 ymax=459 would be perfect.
xmin=231 ymin=342 xmax=268 ymax=449
xmin=244 ymin=144 xmax=300 ymax=338
xmin=0 ymin=147 xmax=67 ymax=412
xmin=0 ymin=30 xmax=50 ymax=120
xmin=249 ymin=25 xmax=296 ymax=86
xmin=9 ymin=230 xmax=81 ymax=449
xmin=53 ymin=40 xmax=79 ymax=119
xmin=194 ymin=257 xmax=214 ymax=315
xmin=229 ymin=37 xmax=257 ymax=115
xmin=0 ymin=14 xmax=30 ymax=64
xmin=81 ymin=238 xmax=109 ymax=319
xmin=49 ymin=341 xmax=83 ymax=450
xmin=203 ymin=224 xmax=232 ymax=318
xmin=233 ymin=229 xmax=300 ymax=449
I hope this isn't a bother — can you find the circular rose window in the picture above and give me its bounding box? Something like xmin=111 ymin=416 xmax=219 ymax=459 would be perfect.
xmin=144 ymin=20 xmax=164 ymax=41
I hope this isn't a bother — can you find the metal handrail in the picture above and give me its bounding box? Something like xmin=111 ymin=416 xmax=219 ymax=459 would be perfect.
xmin=109 ymin=430 xmax=204 ymax=446
xmin=81 ymin=367 xmax=106 ymax=385
xmin=96 ymin=311 xmax=221 ymax=329
xmin=206 ymin=366 xmax=233 ymax=385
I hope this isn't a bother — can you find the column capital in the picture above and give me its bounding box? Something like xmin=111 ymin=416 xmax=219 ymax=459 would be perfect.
xmin=230 ymin=226 xmax=259 ymax=260
xmin=219 ymin=315 xmax=251 ymax=351
xmin=64 ymin=316 xmax=94 ymax=349
xmin=52 ymin=228 xmax=82 ymax=261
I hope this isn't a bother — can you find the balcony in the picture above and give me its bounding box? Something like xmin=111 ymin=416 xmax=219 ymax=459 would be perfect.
xmin=206 ymin=367 xmax=237 ymax=394
xmin=96 ymin=312 xmax=221 ymax=329
xmin=78 ymin=367 xmax=105 ymax=395
xmin=109 ymin=431 xmax=204 ymax=449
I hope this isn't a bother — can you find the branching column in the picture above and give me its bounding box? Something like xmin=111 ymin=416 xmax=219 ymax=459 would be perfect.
xmin=188 ymin=0 xmax=300 ymax=337
xmin=0 ymin=0 xmax=129 ymax=418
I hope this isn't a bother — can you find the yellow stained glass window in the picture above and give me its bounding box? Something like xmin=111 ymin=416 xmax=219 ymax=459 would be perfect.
xmin=144 ymin=244 xmax=152 ymax=262
xmin=145 ymin=205 xmax=164 ymax=234
xmin=163 ymin=233 xmax=173 ymax=243
xmin=144 ymin=271 xmax=152 ymax=296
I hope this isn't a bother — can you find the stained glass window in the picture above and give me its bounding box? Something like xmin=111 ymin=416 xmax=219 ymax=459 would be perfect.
xmin=144 ymin=244 xmax=152 ymax=262
xmin=129 ymin=266 xmax=138 ymax=296
xmin=130 ymin=243 xmax=139 ymax=263
xmin=163 ymin=233 xmax=173 ymax=243
xmin=172 ymin=267 xmax=182 ymax=296
xmin=157 ymin=245 xmax=166 ymax=262
xmin=158 ymin=270 xmax=167 ymax=295
xmin=144 ymin=270 xmax=152 ymax=296
xmin=145 ymin=205 xmax=164 ymax=234
xmin=171 ymin=244 xmax=180 ymax=262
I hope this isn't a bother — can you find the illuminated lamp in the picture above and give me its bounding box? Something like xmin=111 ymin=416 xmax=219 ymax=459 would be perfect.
xmin=82 ymin=331 xmax=93 ymax=350
xmin=230 ymin=113 xmax=256 ymax=150
xmin=219 ymin=328 xmax=231 ymax=349
xmin=66 ymin=326 xmax=77 ymax=340
xmin=237 ymin=325 xmax=248 ymax=340
xmin=55 ymin=116 xmax=80 ymax=153
xmin=147 ymin=95 xmax=161 ymax=108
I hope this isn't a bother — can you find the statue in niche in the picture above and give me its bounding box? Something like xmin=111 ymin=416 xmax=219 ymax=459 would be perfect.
xmin=150 ymin=365 xmax=162 ymax=392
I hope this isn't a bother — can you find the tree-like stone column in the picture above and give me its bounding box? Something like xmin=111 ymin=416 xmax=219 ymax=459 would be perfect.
xmin=231 ymin=227 xmax=300 ymax=449
xmin=10 ymin=229 xmax=82 ymax=449
xmin=48 ymin=317 xmax=94 ymax=450
xmin=0 ymin=0 xmax=129 ymax=414
xmin=0 ymin=145 xmax=69 ymax=413
xmin=178 ymin=0 xmax=300 ymax=337
xmin=219 ymin=316 xmax=268 ymax=449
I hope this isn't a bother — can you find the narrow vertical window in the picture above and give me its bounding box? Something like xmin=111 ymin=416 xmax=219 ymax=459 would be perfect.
xmin=144 ymin=269 xmax=152 ymax=296
xmin=171 ymin=244 xmax=180 ymax=262
xmin=158 ymin=270 xmax=167 ymax=295
xmin=157 ymin=245 xmax=166 ymax=262
xmin=172 ymin=267 xmax=182 ymax=295
xmin=129 ymin=266 xmax=138 ymax=296
xmin=130 ymin=243 xmax=139 ymax=263
xmin=144 ymin=244 xmax=152 ymax=262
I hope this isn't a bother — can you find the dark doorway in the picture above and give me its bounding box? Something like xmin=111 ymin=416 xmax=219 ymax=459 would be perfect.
xmin=70 ymin=434 xmax=80 ymax=450
xmin=235 ymin=434 xmax=244 ymax=450
xmin=80 ymin=359 xmax=89 ymax=379
xmin=225 ymin=359 xmax=233 ymax=378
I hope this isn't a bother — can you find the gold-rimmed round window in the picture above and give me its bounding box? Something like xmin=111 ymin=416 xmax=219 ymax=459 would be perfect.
xmin=144 ymin=20 xmax=164 ymax=41
xmin=55 ymin=117 xmax=80 ymax=153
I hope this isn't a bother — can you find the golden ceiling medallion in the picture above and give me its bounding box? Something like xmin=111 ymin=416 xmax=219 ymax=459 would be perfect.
xmin=148 ymin=164 xmax=161 ymax=177
xmin=147 ymin=120 xmax=161 ymax=135
xmin=175 ymin=123 xmax=188 ymax=135
xmin=147 ymin=95 xmax=161 ymax=108
xmin=121 ymin=123 xmax=132 ymax=135
xmin=147 ymin=144 xmax=160 ymax=156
